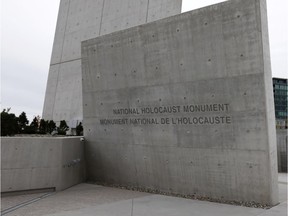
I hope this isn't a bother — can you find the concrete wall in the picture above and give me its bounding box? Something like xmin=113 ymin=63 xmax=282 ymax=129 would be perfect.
xmin=82 ymin=0 xmax=278 ymax=205
xmin=277 ymin=129 xmax=288 ymax=172
xmin=43 ymin=0 xmax=182 ymax=127
xmin=1 ymin=137 xmax=85 ymax=192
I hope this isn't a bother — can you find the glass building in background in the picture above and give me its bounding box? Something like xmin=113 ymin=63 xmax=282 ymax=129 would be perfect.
xmin=273 ymin=78 xmax=288 ymax=129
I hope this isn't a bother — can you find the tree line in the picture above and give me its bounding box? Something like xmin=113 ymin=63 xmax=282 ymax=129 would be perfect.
xmin=1 ymin=108 xmax=83 ymax=136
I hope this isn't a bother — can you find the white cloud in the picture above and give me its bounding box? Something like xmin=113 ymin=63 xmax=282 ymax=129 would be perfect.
xmin=1 ymin=0 xmax=60 ymax=119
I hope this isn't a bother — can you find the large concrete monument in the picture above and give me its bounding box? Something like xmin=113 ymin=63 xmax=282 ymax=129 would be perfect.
xmin=82 ymin=0 xmax=278 ymax=205
xmin=43 ymin=0 xmax=182 ymax=127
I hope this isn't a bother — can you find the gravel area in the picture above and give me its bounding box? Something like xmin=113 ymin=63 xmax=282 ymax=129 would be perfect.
xmin=89 ymin=181 xmax=272 ymax=209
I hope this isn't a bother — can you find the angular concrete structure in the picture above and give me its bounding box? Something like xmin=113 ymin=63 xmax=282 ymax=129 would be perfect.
xmin=82 ymin=0 xmax=278 ymax=205
xmin=43 ymin=0 xmax=182 ymax=127
xmin=1 ymin=137 xmax=85 ymax=192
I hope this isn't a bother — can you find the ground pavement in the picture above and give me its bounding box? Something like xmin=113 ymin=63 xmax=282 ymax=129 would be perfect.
xmin=1 ymin=174 xmax=287 ymax=216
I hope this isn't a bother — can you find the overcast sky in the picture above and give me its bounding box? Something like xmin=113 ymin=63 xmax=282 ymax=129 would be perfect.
xmin=1 ymin=0 xmax=288 ymax=121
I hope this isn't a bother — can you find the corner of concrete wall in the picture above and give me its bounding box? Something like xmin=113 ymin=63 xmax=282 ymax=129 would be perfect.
xmin=1 ymin=137 xmax=85 ymax=193
xmin=256 ymin=0 xmax=279 ymax=205
xmin=58 ymin=137 xmax=86 ymax=191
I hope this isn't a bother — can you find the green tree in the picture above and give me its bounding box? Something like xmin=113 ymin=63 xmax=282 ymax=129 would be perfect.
xmin=25 ymin=117 xmax=39 ymax=134
xmin=47 ymin=120 xmax=56 ymax=134
xmin=76 ymin=122 xmax=83 ymax=136
xmin=18 ymin=112 xmax=29 ymax=133
xmin=38 ymin=119 xmax=47 ymax=134
xmin=1 ymin=108 xmax=18 ymax=136
xmin=57 ymin=120 xmax=69 ymax=135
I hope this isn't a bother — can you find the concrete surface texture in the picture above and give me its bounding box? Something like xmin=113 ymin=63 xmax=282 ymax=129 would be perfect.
xmin=82 ymin=0 xmax=278 ymax=205
xmin=42 ymin=0 xmax=182 ymax=126
xmin=1 ymin=137 xmax=85 ymax=192
xmin=276 ymin=129 xmax=288 ymax=172
xmin=1 ymin=174 xmax=287 ymax=216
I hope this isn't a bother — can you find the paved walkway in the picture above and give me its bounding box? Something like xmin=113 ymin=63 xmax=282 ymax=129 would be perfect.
xmin=1 ymin=174 xmax=287 ymax=216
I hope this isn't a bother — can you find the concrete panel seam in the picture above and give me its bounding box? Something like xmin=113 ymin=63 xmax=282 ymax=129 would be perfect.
xmin=98 ymin=0 xmax=106 ymax=35
xmin=58 ymin=0 xmax=71 ymax=67
xmin=50 ymin=58 xmax=81 ymax=66
xmin=52 ymin=0 xmax=71 ymax=120
xmin=82 ymin=142 xmax=268 ymax=152
xmin=82 ymin=73 xmax=265 ymax=94
xmin=146 ymin=0 xmax=150 ymax=23
xmin=1 ymin=167 xmax=60 ymax=170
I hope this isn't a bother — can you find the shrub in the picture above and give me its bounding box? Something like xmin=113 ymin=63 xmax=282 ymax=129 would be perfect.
xmin=1 ymin=108 xmax=18 ymax=136
xmin=38 ymin=119 xmax=47 ymax=134
xmin=23 ymin=126 xmax=37 ymax=134
xmin=26 ymin=117 xmax=39 ymax=134
xmin=76 ymin=122 xmax=83 ymax=136
xmin=18 ymin=112 xmax=29 ymax=133
xmin=47 ymin=120 xmax=56 ymax=134
xmin=57 ymin=120 xmax=69 ymax=135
